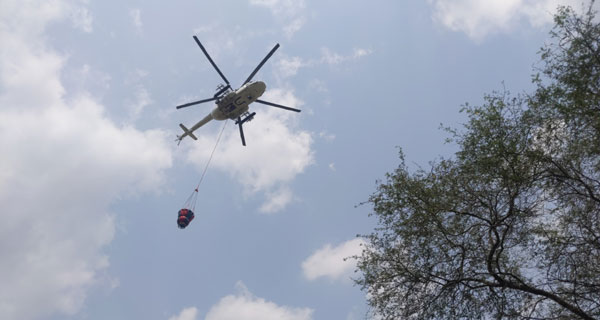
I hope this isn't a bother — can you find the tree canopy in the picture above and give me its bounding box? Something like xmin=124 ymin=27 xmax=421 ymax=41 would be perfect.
xmin=356 ymin=3 xmax=600 ymax=319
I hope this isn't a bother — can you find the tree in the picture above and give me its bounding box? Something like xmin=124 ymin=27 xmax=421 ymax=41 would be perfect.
xmin=356 ymin=3 xmax=600 ymax=319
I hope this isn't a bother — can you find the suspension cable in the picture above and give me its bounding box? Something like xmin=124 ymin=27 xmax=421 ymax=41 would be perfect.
xmin=183 ymin=120 xmax=228 ymax=212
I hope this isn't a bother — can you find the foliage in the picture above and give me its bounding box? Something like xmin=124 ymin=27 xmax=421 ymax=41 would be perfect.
xmin=356 ymin=3 xmax=600 ymax=319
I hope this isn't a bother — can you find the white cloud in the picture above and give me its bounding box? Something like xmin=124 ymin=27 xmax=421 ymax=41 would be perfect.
xmin=283 ymin=17 xmax=306 ymax=38
xmin=0 ymin=1 xmax=172 ymax=319
xmin=429 ymin=0 xmax=591 ymax=40
xmin=276 ymin=56 xmax=306 ymax=78
xmin=191 ymin=24 xmax=270 ymax=63
xmin=130 ymin=8 xmax=142 ymax=33
xmin=302 ymin=239 xmax=365 ymax=282
xmin=70 ymin=6 xmax=93 ymax=33
xmin=352 ymin=48 xmax=372 ymax=58
xmin=185 ymin=88 xmax=313 ymax=213
xmin=249 ymin=0 xmax=307 ymax=38
xmin=308 ymin=79 xmax=328 ymax=93
xmin=319 ymin=131 xmax=335 ymax=142
xmin=248 ymin=0 xmax=306 ymax=19
xmin=193 ymin=23 xmax=218 ymax=34
xmin=260 ymin=186 xmax=294 ymax=213
xmin=123 ymin=69 xmax=152 ymax=121
xmin=0 ymin=91 xmax=172 ymax=320
xmin=65 ymin=64 xmax=111 ymax=96
xmin=320 ymin=47 xmax=373 ymax=65
xmin=274 ymin=48 xmax=372 ymax=80
xmin=169 ymin=307 xmax=199 ymax=320
xmin=128 ymin=86 xmax=153 ymax=121
xmin=320 ymin=48 xmax=345 ymax=65
xmin=204 ymin=282 xmax=313 ymax=320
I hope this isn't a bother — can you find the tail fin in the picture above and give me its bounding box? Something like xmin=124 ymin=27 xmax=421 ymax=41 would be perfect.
xmin=179 ymin=123 xmax=198 ymax=140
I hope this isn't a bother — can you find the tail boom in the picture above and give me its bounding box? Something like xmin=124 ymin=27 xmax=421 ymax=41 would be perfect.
xmin=176 ymin=113 xmax=214 ymax=144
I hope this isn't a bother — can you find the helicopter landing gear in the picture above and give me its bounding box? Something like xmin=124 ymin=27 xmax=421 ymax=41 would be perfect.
xmin=235 ymin=112 xmax=256 ymax=146
xmin=236 ymin=112 xmax=256 ymax=125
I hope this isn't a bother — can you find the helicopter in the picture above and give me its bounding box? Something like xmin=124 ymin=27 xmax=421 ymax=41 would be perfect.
xmin=176 ymin=36 xmax=301 ymax=146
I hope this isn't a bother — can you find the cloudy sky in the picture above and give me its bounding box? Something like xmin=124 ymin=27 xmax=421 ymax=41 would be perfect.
xmin=0 ymin=0 xmax=593 ymax=319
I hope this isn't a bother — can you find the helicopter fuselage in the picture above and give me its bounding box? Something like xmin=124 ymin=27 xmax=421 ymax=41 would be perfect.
xmin=212 ymin=81 xmax=266 ymax=120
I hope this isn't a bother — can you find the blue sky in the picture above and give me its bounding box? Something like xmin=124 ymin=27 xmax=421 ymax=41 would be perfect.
xmin=1 ymin=0 xmax=593 ymax=319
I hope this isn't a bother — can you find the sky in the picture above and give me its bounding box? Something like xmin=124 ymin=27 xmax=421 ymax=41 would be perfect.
xmin=0 ymin=0 xmax=594 ymax=319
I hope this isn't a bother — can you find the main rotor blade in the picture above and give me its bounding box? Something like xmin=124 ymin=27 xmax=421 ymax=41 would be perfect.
xmin=193 ymin=36 xmax=230 ymax=86
xmin=243 ymin=43 xmax=280 ymax=85
xmin=237 ymin=117 xmax=246 ymax=146
xmin=255 ymin=99 xmax=301 ymax=112
xmin=176 ymin=97 xmax=218 ymax=109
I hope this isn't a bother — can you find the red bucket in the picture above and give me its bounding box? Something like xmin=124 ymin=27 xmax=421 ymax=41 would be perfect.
xmin=177 ymin=209 xmax=195 ymax=229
